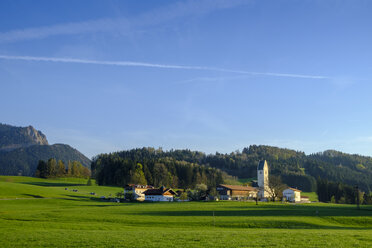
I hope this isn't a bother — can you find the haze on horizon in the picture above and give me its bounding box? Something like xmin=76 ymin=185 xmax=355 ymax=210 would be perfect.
xmin=1 ymin=0 xmax=372 ymax=158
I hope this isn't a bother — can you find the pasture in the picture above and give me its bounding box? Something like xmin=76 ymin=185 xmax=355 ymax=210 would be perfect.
xmin=0 ymin=176 xmax=371 ymax=247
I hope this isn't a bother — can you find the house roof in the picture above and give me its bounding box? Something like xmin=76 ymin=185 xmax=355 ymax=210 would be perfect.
xmin=257 ymin=160 xmax=267 ymax=170
xmin=286 ymin=187 xmax=302 ymax=192
xmin=125 ymin=184 xmax=154 ymax=190
xmin=218 ymin=184 xmax=258 ymax=191
xmin=143 ymin=188 xmax=176 ymax=196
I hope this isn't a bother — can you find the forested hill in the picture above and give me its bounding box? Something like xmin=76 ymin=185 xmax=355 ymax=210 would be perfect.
xmin=0 ymin=144 xmax=91 ymax=176
xmin=91 ymin=149 xmax=226 ymax=190
xmin=92 ymin=146 xmax=372 ymax=192
xmin=0 ymin=123 xmax=91 ymax=176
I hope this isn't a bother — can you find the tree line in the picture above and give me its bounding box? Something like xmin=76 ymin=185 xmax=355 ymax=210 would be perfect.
xmin=115 ymin=145 xmax=370 ymax=193
xmin=91 ymin=151 xmax=225 ymax=190
xmin=316 ymin=178 xmax=372 ymax=205
xmin=35 ymin=158 xmax=91 ymax=178
xmin=90 ymin=146 xmax=372 ymax=194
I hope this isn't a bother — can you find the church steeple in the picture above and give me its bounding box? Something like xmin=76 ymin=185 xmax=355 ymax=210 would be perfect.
xmin=257 ymin=160 xmax=269 ymax=199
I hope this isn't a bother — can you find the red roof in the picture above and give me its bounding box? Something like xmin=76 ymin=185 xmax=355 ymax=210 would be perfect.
xmin=125 ymin=184 xmax=154 ymax=190
xmin=218 ymin=184 xmax=258 ymax=191
xmin=287 ymin=187 xmax=302 ymax=192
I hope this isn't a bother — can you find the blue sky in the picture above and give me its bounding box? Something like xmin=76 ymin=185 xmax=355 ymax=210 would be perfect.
xmin=1 ymin=0 xmax=372 ymax=158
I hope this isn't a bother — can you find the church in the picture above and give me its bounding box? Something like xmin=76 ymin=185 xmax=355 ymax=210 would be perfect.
xmin=216 ymin=160 xmax=270 ymax=201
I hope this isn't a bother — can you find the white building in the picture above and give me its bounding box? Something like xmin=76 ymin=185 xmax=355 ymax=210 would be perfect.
xmin=124 ymin=184 xmax=154 ymax=201
xmin=257 ymin=160 xmax=269 ymax=199
xmin=283 ymin=188 xmax=302 ymax=202
xmin=143 ymin=186 xmax=177 ymax=202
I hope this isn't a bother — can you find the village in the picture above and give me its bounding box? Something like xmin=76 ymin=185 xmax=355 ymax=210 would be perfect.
xmin=123 ymin=160 xmax=311 ymax=203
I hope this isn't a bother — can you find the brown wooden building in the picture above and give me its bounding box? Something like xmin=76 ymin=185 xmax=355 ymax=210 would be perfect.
xmin=216 ymin=184 xmax=258 ymax=200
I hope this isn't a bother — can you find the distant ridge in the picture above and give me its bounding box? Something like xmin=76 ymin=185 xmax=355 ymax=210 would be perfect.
xmin=0 ymin=123 xmax=90 ymax=176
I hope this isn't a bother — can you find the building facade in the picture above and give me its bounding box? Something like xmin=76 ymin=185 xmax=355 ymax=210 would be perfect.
xmin=143 ymin=186 xmax=176 ymax=202
xmin=283 ymin=188 xmax=302 ymax=202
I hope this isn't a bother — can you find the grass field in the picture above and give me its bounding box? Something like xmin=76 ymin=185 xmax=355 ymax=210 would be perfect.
xmin=0 ymin=176 xmax=371 ymax=247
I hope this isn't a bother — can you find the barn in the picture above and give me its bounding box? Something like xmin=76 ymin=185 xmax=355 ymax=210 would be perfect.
xmin=216 ymin=184 xmax=258 ymax=200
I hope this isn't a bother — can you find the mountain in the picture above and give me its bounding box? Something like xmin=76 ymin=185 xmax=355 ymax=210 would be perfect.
xmin=0 ymin=123 xmax=49 ymax=151
xmin=0 ymin=123 xmax=90 ymax=176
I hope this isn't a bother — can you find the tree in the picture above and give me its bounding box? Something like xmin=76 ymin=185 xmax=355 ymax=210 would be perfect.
xmin=71 ymin=161 xmax=79 ymax=177
xmin=87 ymin=178 xmax=93 ymax=186
xmin=57 ymin=160 xmax=66 ymax=177
xmin=188 ymin=183 xmax=208 ymax=201
xmin=143 ymin=164 xmax=153 ymax=185
xmin=46 ymin=158 xmax=57 ymax=177
xmin=179 ymin=192 xmax=188 ymax=201
xmin=363 ymin=192 xmax=372 ymax=205
xmin=208 ymin=187 xmax=218 ymax=200
xmin=67 ymin=161 xmax=72 ymax=176
xmin=153 ymin=163 xmax=169 ymax=187
xmin=266 ymin=175 xmax=286 ymax=202
xmin=130 ymin=163 xmax=147 ymax=185
xmin=35 ymin=160 xmax=48 ymax=178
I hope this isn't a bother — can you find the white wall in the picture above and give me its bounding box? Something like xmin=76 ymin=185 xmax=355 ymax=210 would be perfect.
xmin=283 ymin=189 xmax=301 ymax=202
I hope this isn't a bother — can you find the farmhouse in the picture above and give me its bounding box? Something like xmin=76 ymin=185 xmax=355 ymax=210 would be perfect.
xmin=124 ymin=184 xmax=154 ymax=201
xmin=216 ymin=184 xmax=258 ymax=200
xmin=283 ymin=187 xmax=302 ymax=202
xmin=143 ymin=186 xmax=177 ymax=202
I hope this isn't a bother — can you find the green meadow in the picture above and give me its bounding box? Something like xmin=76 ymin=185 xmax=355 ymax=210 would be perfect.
xmin=0 ymin=176 xmax=371 ymax=247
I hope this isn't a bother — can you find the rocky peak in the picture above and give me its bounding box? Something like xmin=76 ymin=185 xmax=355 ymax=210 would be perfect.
xmin=25 ymin=125 xmax=48 ymax=145
xmin=0 ymin=123 xmax=49 ymax=151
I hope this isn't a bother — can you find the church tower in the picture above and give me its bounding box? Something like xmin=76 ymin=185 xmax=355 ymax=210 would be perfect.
xmin=257 ymin=160 xmax=269 ymax=199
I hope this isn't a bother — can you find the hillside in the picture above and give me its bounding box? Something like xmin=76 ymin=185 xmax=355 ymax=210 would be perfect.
xmin=0 ymin=123 xmax=48 ymax=151
xmin=0 ymin=123 xmax=90 ymax=176
xmin=94 ymin=146 xmax=372 ymax=192
xmin=0 ymin=144 xmax=91 ymax=176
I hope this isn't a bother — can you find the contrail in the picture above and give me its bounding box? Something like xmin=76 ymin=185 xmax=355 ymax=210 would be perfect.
xmin=0 ymin=54 xmax=329 ymax=79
